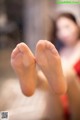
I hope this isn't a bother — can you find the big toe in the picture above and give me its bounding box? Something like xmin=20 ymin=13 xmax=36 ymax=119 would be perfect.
xmin=36 ymin=40 xmax=47 ymax=52
xmin=36 ymin=40 xmax=58 ymax=54
xmin=17 ymin=43 xmax=31 ymax=54
xmin=11 ymin=42 xmax=29 ymax=59
xmin=11 ymin=46 xmax=20 ymax=59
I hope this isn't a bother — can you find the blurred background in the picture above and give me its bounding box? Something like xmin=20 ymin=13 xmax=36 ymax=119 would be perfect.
xmin=0 ymin=0 xmax=80 ymax=120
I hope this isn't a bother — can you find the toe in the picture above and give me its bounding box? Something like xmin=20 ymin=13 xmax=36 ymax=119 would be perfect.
xmin=45 ymin=40 xmax=58 ymax=54
xmin=37 ymin=40 xmax=54 ymax=50
xmin=11 ymin=47 xmax=20 ymax=59
xmin=36 ymin=40 xmax=46 ymax=51
xmin=45 ymin=40 xmax=54 ymax=49
xmin=36 ymin=40 xmax=58 ymax=54
xmin=17 ymin=43 xmax=30 ymax=53
xmin=17 ymin=42 xmax=34 ymax=57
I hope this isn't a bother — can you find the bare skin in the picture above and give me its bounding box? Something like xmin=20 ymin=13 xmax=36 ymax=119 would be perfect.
xmin=36 ymin=40 xmax=67 ymax=94
xmin=11 ymin=43 xmax=37 ymax=96
xmin=11 ymin=40 xmax=67 ymax=97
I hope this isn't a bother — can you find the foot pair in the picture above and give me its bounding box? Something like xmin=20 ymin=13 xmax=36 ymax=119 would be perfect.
xmin=11 ymin=40 xmax=67 ymax=96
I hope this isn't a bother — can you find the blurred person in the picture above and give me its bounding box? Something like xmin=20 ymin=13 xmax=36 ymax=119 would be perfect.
xmin=10 ymin=40 xmax=67 ymax=120
xmin=0 ymin=1 xmax=67 ymax=120
xmin=10 ymin=21 xmax=68 ymax=120
xmin=9 ymin=13 xmax=80 ymax=118
xmin=51 ymin=13 xmax=80 ymax=120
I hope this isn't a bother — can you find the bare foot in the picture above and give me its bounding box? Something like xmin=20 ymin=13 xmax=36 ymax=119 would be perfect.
xmin=35 ymin=40 xmax=67 ymax=94
xmin=11 ymin=43 xmax=37 ymax=96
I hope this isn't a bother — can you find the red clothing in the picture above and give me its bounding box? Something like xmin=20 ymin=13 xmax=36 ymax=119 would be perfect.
xmin=61 ymin=60 xmax=80 ymax=120
xmin=61 ymin=95 xmax=70 ymax=120
xmin=74 ymin=60 xmax=80 ymax=77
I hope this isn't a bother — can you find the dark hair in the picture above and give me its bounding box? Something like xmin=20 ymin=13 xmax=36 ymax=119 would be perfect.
xmin=56 ymin=13 xmax=77 ymax=24
xmin=50 ymin=13 xmax=80 ymax=49
xmin=49 ymin=18 xmax=56 ymax=43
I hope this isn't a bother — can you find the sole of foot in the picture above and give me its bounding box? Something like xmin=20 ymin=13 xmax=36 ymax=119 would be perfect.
xmin=35 ymin=40 xmax=67 ymax=95
xmin=11 ymin=42 xmax=37 ymax=96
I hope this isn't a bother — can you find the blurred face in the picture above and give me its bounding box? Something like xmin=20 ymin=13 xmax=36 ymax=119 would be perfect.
xmin=56 ymin=17 xmax=79 ymax=46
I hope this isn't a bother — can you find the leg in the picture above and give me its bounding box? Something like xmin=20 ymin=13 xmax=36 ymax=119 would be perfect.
xmin=11 ymin=43 xmax=37 ymax=96
xmin=35 ymin=40 xmax=67 ymax=95
xmin=67 ymin=75 xmax=80 ymax=120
